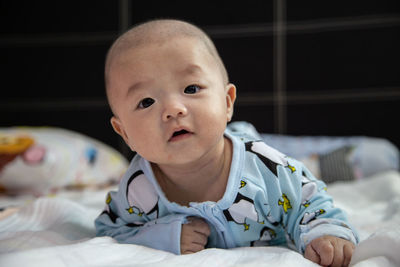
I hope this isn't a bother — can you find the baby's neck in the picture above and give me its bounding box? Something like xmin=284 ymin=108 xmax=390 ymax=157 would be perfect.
xmin=152 ymin=137 xmax=232 ymax=206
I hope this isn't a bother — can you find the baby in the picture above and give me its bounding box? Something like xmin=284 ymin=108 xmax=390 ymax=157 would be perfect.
xmin=95 ymin=19 xmax=358 ymax=266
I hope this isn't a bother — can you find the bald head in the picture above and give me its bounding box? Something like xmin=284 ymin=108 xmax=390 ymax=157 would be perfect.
xmin=105 ymin=19 xmax=228 ymax=112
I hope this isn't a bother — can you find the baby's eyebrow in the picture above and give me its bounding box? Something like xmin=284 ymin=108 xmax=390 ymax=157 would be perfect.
xmin=126 ymin=80 xmax=149 ymax=97
xmin=179 ymin=64 xmax=204 ymax=75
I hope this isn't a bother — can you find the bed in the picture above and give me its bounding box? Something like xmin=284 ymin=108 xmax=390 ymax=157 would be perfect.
xmin=1 ymin=123 xmax=399 ymax=267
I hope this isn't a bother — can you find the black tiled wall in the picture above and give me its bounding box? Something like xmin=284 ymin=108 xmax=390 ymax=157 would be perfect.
xmin=1 ymin=0 xmax=399 ymax=157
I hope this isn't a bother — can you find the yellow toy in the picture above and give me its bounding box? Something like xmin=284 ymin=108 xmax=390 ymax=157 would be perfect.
xmin=0 ymin=134 xmax=35 ymax=172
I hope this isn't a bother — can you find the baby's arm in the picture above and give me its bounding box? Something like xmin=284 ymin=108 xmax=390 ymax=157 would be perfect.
xmin=96 ymin=208 xmax=188 ymax=254
xmin=95 ymin=190 xmax=188 ymax=254
xmin=305 ymin=235 xmax=355 ymax=267
xmin=180 ymin=217 xmax=210 ymax=254
xmin=270 ymin=157 xmax=359 ymax=259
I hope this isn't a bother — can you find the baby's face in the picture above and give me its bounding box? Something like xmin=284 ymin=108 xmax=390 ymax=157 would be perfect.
xmin=108 ymin=36 xmax=235 ymax=166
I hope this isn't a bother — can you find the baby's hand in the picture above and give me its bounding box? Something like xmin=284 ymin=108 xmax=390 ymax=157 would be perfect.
xmin=180 ymin=217 xmax=210 ymax=254
xmin=305 ymin=235 xmax=355 ymax=267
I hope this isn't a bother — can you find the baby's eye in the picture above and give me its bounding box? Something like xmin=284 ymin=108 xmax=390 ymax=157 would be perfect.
xmin=184 ymin=84 xmax=201 ymax=94
xmin=138 ymin=98 xmax=155 ymax=109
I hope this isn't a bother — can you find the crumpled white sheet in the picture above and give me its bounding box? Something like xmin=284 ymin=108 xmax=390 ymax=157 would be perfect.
xmin=329 ymin=171 xmax=400 ymax=267
xmin=351 ymin=228 xmax=400 ymax=267
xmin=0 ymin=237 xmax=319 ymax=267
xmin=0 ymin=171 xmax=399 ymax=267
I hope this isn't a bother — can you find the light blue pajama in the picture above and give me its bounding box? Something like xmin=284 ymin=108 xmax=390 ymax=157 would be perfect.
xmin=95 ymin=129 xmax=358 ymax=254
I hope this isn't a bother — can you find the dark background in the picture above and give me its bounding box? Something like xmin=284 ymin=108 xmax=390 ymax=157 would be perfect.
xmin=1 ymin=0 xmax=399 ymax=158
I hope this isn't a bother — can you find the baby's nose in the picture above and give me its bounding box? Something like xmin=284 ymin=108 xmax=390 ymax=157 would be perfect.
xmin=162 ymin=99 xmax=188 ymax=121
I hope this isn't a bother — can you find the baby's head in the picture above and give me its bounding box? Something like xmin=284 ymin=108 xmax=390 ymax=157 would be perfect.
xmin=105 ymin=19 xmax=229 ymax=111
xmin=106 ymin=19 xmax=236 ymax=165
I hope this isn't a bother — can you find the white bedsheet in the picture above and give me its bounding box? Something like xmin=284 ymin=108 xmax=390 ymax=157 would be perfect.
xmin=1 ymin=171 xmax=400 ymax=267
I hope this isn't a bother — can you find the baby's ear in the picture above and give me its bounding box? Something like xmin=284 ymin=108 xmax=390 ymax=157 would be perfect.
xmin=110 ymin=116 xmax=131 ymax=147
xmin=225 ymin=83 xmax=236 ymax=122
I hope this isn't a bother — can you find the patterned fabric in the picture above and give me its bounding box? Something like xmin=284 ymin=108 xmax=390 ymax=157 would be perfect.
xmin=95 ymin=130 xmax=358 ymax=254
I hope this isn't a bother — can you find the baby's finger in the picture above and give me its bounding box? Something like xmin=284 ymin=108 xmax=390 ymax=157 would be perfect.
xmin=343 ymin=243 xmax=355 ymax=267
xmin=330 ymin=240 xmax=344 ymax=267
xmin=181 ymin=242 xmax=205 ymax=254
xmin=304 ymin=244 xmax=321 ymax=265
xmin=193 ymin=231 xmax=209 ymax=246
xmin=315 ymin=240 xmax=334 ymax=266
xmin=188 ymin=217 xmax=211 ymax=237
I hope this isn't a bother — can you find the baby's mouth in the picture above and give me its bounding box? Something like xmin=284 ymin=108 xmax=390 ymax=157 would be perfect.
xmin=172 ymin=129 xmax=188 ymax=137
xmin=169 ymin=129 xmax=192 ymax=142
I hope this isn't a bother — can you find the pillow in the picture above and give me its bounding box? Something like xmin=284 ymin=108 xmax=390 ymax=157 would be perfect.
xmin=0 ymin=127 xmax=128 ymax=195
xmin=229 ymin=121 xmax=399 ymax=182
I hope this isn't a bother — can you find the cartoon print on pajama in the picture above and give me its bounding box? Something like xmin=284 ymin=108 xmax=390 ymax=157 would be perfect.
xmin=126 ymin=170 xmax=159 ymax=218
xmin=278 ymin=193 xmax=292 ymax=213
xmin=101 ymin=192 xmax=118 ymax=223
xmin=223 ymin=193 xmax=264 ymax=231
xmin=251 ymin=226 xmax=278 ymax=247
xmin=245 ymin=141 xmax=296 ymax=176
xmin=300 ymin=174 xmax=318 ymax=207
xmin=301 ymin=209 xmax=326 ymax=225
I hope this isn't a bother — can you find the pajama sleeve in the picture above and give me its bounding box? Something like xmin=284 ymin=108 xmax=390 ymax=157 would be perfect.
xmin=95 ymin=190 xmax=188 ymax=255
xmin=274 ymin=158 xmax=359 ymax=253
